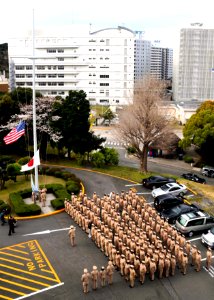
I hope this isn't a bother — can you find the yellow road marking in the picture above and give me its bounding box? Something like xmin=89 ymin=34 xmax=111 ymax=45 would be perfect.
xmin=0 ymin=257 xmax=24 ymax=266
xmin=0 ymin=278 xmax=38 ymax=292
xmin=0 ymin=286 xmax=26 ymax=296
xmin=6 ymin=248 xmax=29 ymax=255
xmin=41 ymin=268 xmax=53 ymax=274
xmin=0 ymin=252 xmax=31 ymax=262
xmin=35 ymin=241 xmax=60 ymax=283
xmin=15 ymin=245 xmax=26 ymax=249
xmin=0 ymin=264 xmax=59 ymax=283
xmin=0 ymin=294 xmax=13 ymax=300
xmin=0 ymin=271 xmax=50 ymax=287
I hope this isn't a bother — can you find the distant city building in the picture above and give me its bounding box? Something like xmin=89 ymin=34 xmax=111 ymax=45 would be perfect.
xmin=8 ymin=26 xmax=135 ymax=105
xmin=134 ymin=34 xmax=173 ymax=82
xmin=0 ymin=72 xmax=9 ymax=93
xmin=176 ymin=26 xmax=214 ymax=102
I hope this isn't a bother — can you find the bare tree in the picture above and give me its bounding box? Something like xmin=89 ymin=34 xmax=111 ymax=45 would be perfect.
xmin=116 ymin=77 xmax=174 ymax=173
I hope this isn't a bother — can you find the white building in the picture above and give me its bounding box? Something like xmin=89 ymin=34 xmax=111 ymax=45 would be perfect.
xmin=176 ymin=25 xmax=214 ymax=102
xmin=8 ymin=26 xmax=135 ymax=105
xmin=134 ymin=34 xmax=173 ymax=82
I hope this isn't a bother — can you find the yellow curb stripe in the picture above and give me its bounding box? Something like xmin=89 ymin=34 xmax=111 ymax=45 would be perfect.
xmin=0 ymin=252 xmax=31 ymax=262
xmin=0 ymin=257 xmax=24 ymax=266
xmin=0 ymin=271 xmax=50 ymax=287
xmin=14 ymin=245 xmax=26 ymax=249
xmin=0 ymin=294 xmax=12 ymax=300
xmin=0 ymin=279 xmax=38 ymax=292
xmin=15 ymin=208 xmax=65 ymax=220
xmin=0 ymin=264 xmax=58 ymax=283
xmin=0 ymin=286 xmax=26 ymax=296
xmin=35 ymin=241 xmax=60 ymax=283
xmin=5 ymin=249 xmax=29 ymax=255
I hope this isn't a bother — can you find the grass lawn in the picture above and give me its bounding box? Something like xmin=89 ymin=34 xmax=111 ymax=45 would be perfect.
xmin=0 ymin=175 xmax=65 ymax=203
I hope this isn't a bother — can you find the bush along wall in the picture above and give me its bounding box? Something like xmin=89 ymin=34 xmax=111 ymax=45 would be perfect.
xmin=9 ymin=193 xmax=41 ymax=217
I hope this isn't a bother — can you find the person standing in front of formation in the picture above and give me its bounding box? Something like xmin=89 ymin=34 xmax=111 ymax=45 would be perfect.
xmin=81 ymin=268 xmax=90 ymax=294
xmin=91 ymin=266 xmax=99 ymax=290
xmin=106 ymin=261 xmax=114 ymax=285
xmin=206 ymin=247 xmax=212 ymax=270
xmin=99 ymin=266 xmax=106 ymax=287
xmin=68 ymin=225 xmax=76 ymax=247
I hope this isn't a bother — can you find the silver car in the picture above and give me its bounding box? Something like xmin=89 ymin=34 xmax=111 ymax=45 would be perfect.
xmin=201 ymin=227 xmax=214 ymax=249
xmin=175 ymin=211 xmax=214 ymax=237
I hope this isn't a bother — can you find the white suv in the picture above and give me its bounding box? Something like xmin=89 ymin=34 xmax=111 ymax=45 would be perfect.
xmin=175 ymin=211 xmax=214 ymax=237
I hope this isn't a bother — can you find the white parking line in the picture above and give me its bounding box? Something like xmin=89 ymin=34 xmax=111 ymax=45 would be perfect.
xmin=136 ymin=192 xmax=152 ymax=195
xmin=201 ymin=255 xmax=214 ymax=262
xmin=203 ymin=266 xmax=214 ymax=278
xmin=125 ymin=184 xmax=142 ymax=187
xmin=188 ymin=237 xmax=202 ymax=242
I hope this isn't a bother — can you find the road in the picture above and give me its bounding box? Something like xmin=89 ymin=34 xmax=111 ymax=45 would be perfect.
xmin=0 ymin=168 xmax=214 ymax=300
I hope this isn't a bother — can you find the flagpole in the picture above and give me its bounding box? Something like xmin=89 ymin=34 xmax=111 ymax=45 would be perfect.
xmin=32 ymin=9 xmax=39 ymax=191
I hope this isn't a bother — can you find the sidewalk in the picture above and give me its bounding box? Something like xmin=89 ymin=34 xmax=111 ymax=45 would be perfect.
xmin=148 ymin=156 xmax=201 ymax=172
xmin=23 ymin=193 xmax=55 ymax=214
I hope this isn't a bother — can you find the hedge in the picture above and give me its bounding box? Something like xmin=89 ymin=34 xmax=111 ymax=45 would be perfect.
xmin=8 ymin=167 xmax=81 ymax=216
xmin=9 ymin=192 xmax=41 ymax=216
xmin=0 ymin=199 xmax=11 ymax=214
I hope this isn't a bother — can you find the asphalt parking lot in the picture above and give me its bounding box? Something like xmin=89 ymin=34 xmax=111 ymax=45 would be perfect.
xmin=0 ymin=169 xmax=214 ymax=300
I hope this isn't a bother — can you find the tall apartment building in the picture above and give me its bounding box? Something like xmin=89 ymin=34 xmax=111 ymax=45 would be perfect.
xmin=134 ymin=35 xmax=173 ymax=82
xmin=175 ymin=25 xmax=214 ymax=102
xmin=8 ymin=26 xmax=135 ymax=105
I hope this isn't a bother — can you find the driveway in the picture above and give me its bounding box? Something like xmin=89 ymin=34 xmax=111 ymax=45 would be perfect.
xmin=0 ymin=168 xmax=214 ymax=300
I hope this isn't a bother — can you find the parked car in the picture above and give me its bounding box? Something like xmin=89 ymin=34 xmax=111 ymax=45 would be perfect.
xmin=142 ymin=175 xmax=176 ymax=189
xmin=160 ymin=203 xmax=199 ymax=224
xmin=181 ymin=173 xmax=206 ymax=184
xmin=202 ymin=166 xmax=214 ymax=178
xmin=151 ymin=182 xmax=187 ymax=198
xmin=175 ymin=211 xmax=214 ymax=237
xmin=154 ymin=194 xmax=184 ymax=212
xmin=201 ymin=226 xmax=214 ymax=249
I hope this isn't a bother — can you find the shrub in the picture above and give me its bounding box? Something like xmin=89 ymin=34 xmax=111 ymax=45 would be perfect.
xmin=91 ymin=152 xmax=105 ymax=168
xmin=0 ymin=199 xmax=11 ymax=214
xmin=101 ymin=147 xmax=119 ymax=166
xmin=51 ymin=198 xmax=65 ymax=210
xmin=183 ymin=155 xmax=194 ymax=164
xmin=66 ymin=181 xmax=80 ymax=195
xmin=127 ymin=146 xmax=136 ymax=154
xmin=9 ymin=192 xmax=41 ymax=216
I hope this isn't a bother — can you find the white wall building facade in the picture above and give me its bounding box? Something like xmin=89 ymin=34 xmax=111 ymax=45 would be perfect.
xmin=8 ymin=26 xmax=135 ymax=105
xmin=176 ymin=26 xmax=214 ymax=102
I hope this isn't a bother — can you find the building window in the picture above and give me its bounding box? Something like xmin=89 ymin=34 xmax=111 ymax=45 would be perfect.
xmin=16 ymin=74 xmax=25 ymax=78
xmin=16 ymin=82 xmax=25 ymax=86
xmin=58 ymin=66 xmax=64 ymax=70
xmin=38 ymin=82 xmax=46 ymax=86
xmin=58 ymin=91 xmax=65 ymax=95
xmin=100 ymin=75 xmax=109 ymax=78
xmin=48 ymin=74 xmax=57 ymax=78
xmin=37 ymin=66 xmax=45 ymax=70
xmin=58 ymin=58 xmax=64 ymax=61
xmin=100 ymin=83 xmax=109 ymax=86
xmin=100 ymin=99 xmax=109 ymax=103
xmin=26 ymin=74 xmax=32 ymax=78
xmin=26 ymin=66 xmax=32 ymax=70
xmin=47 ymin=49 xmax=56 ymax=53
xmin=58 ymin=74 xmax=64 ymax=78
xmin=48 ymin=82 xmax=57 ymax=86
xmin=26 ymin=82 xmax=32 ymax=86
xmin=16 ymin=66 xmax=24 ymax=70
xmin=58 ymin=82 xmax=64 ymax=86
xmin=37 ymin=74 xmax=46 ymax=78
xmin=58 ymin=49 xmax=64 ymax=53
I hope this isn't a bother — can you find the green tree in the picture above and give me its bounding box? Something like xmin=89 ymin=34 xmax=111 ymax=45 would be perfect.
xmin=180 ymin=101 xmax=214 ymax=164
xmin=0 ymin=94 xmax=19 ymax=125
xmin=101 ymin=147 xmax=119 ymax=165
xmin=101 ymin=108 xmax=115 ymax=125
xmin=7 ymin=163 xmax=21 ymax=182
xmin=52 ymin=90 xmax=103 ymax=157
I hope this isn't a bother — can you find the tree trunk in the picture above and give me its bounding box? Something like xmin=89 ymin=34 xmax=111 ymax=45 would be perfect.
xmin=140 ymin=144 xmax=149 ymax=173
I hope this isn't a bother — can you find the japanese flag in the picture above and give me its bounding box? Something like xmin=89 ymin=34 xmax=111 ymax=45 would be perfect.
xmin=21 ymin=150 xmax=40 ymax=172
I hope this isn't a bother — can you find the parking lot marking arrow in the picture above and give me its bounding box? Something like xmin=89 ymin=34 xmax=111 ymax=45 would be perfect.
xmin=23 ymin=227 xmax=70 ymax=236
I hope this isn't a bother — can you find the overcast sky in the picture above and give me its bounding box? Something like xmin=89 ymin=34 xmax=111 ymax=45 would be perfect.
xmin=0 ymin=0 xmax=213 ymax=48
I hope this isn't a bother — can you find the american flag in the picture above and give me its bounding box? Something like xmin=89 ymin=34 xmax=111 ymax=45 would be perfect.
xmin=3 ymin=121 xmax=25 ymax=145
